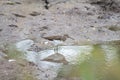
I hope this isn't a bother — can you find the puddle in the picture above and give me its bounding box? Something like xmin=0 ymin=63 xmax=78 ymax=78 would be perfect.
xmin=1 ymin=40 xmax=120 ymax=80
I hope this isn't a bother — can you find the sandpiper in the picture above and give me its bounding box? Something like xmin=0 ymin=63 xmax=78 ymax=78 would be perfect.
xmin=42 ymin=34 xmax=74 ymax=41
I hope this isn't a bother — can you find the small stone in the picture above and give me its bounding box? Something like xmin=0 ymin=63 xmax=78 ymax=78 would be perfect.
xmin=8 ymin=24 xmax=18 ymax=28
xmin=90 ymin=26 xmax=94 ymax=27
xmin=13 ymin=13 xmax=26 ymax=18
xmin=29 ymin=12 xmax=41 ymax=16
xmin=39 ymin=26 xmax=48 ymax=31
xmin=8 ymin=59 xmax=16 ymax=62
xmin=44 ymin=41 xmax=49 ymax=45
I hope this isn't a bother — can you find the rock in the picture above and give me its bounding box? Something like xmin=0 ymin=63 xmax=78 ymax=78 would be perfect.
xmin=25 ymin=51 xmax=38 ymax=64
xmin=29 ymin=11 xmax=41 ymax=16
xmin=12 ymin=13 xmax=26 ymax=18
xmin=16 ymin=39 xmax=34 ymax=51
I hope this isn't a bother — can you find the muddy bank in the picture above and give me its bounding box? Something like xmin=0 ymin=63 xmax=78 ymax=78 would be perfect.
xmin=0 ymin=0 xmax=120 ymax=45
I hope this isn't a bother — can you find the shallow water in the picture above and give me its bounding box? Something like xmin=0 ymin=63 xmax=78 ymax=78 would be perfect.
xmin=30 ymin=43 xmax=120 ymax=80
xmin=55 ymin=44 xmax=120 ymax=80
xmin=3 ymin=40 xmax=120 ymax=80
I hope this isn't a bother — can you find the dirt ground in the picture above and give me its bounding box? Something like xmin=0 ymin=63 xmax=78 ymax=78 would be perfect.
xmin=0 ymin=0 xmax=120 ymax=44
xmin=0 ymin=0 xmax=120 ymax=80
